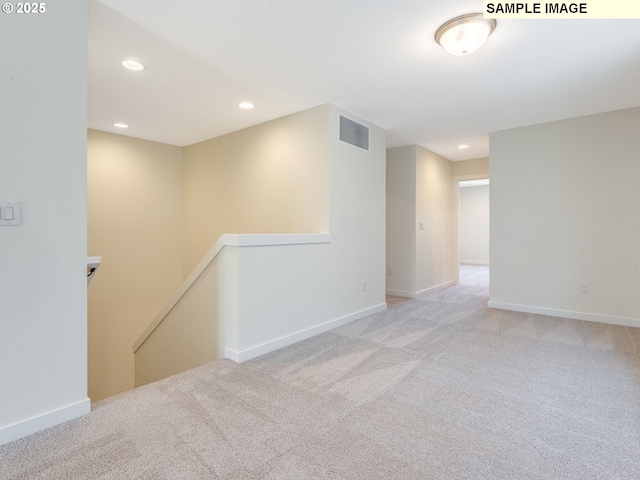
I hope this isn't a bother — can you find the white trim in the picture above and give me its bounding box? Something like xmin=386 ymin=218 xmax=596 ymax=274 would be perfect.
xmin=460 ymin=261 xmax=490 ymax=266
xmin=231 ymin=233 xmax=331 ymax=247
xmin=386 ymin=289 xmax=417 ymax=298
xmin=387 ymin=280 xmax=454 ymax=299
xmin=224 ymin=348 xmax=242 ymax=363
xmin=487 ymin=301 xmax=640 ymax=328
xmin=133 ymin=233 xmax=331 ymax=352
xmin=0 ymin=397 xmax=90 ymax=446
xmin=416 ymin=280 xmax=455 ymax=296
xmin=224 ymin=303 xmax=387 ymax=362
xmin=87 ymin=256 xmax=101 ymax=265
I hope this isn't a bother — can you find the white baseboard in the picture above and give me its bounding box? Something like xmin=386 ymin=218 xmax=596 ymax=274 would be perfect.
xmin=416 ymin=281 xmax=455 ymax=297
xmin=460 ymin=261 xmax=490 ymax=266
xmin=385 ymin=289 xmax=417 ymax=298
xmin=387 ymin=281 xmax=454 ymax=299
xmin=0 ymin=397 xmax=91 ymax=446
xmin=224 ymin=303 xmax=388 ymax=363
xmin=487 ymin=301 xmax=640 ymax=328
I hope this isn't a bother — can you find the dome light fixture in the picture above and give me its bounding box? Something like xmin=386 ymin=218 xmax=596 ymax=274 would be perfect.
xmin=239 ymin=102 xmax=254 ymax=109
xmin=435 ymin=13 xmax=496 ymax=56
xmin=113 ymin=122 xmax=128 ymax=128
xmin=458 ymin=144 xmax=469 ymax=149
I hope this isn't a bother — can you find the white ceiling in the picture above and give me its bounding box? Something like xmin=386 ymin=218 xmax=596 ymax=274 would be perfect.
xmin=88 ymin=0 xmax=640 ymax=161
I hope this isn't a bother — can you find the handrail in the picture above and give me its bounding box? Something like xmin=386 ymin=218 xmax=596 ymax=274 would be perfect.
xmin=132 ymin=233 xmax=331 ymax=353
xmin=87 ymin=256 xmax=101 ymax=286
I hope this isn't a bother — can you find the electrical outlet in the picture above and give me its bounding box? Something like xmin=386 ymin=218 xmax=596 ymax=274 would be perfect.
xmin=579 ymin=283 xmax=589 ymax=294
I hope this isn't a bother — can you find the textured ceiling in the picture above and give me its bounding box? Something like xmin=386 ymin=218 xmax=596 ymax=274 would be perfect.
xmin=88 ymin=0 xmax=640 ymax=161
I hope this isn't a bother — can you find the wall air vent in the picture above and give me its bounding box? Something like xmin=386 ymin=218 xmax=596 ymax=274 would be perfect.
xmin=339 ymin=115 xmax=369 ymax=151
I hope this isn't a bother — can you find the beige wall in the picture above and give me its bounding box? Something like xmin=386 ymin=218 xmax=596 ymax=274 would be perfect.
xmin=87 ymin=130 xmax=184 ymax=401
xmin=386 ymin=146 xmax=417 ymax=294
xmin=453 ymin=157 xmax=489 ymax=176
xmin=135 ymin=245 xmax=239 ymax=387
xmin=91 ymin=105 xmax=335 ymax=399
xmin=386 ymin=145 xmax=454 ymax=296
xmin=182 ymin=105 xmax=330 ymax=275
xmin=136 ymin=104 xmax=386 ymax=382
xmin=416 ymin=146 xmax=453 ymax=292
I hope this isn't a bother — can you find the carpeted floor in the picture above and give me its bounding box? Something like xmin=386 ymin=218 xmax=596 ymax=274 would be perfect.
xmin=2 ymin=265 xmax=640 ymax=479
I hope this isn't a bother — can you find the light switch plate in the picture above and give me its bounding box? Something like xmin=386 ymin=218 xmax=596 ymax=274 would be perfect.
xmin=0 ymin=201 xmax=20 ymax=226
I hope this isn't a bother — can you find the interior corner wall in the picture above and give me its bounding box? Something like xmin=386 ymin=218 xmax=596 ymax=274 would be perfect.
xmin=87 ymin=130 xmax=184 ymax=402
xmin=95 ymin=103 xmax=383 ymax=399
xmin=386 ymin=146 xmax=417 ymax=295
xmin=0 ymin=0 xmax=89 ymax=445
xmin=182 ymin=105 xmax=330 ymax=276
xmin=415 ymin=146 xmax=454 ymax=294
xmin=237 ymin=105 xmax=387 ymax=352
xmin=459 ymin=185 xmax=490 ymax=265
xmin=490 ymin=107 xmax=640 ymax=325
xmin=174 ymin=104 xmax=386 ymax=359
xmin=386 ymin=145 xmax=454 ymax=297
xmin=326 ymin=104 xmax=387 ymax=315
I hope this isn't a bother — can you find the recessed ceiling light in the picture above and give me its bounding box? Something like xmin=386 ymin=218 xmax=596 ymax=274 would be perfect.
xmin=239 ymin=102 xmax=254 ymax=109
xmin=435 ymin=14 xmax=497 ymax=56
xmin=458 ymin=144 xmax=469 ymax=149
xmin=121 ymin=60 xmax=146 ymax=71
xmin=113 ymin=123 xmax=128 ymax=128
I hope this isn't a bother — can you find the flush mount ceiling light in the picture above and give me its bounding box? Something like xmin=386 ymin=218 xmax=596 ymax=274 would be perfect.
xmin=458 ymin=144 xmax=469 ymax=149
xmin=435 ymin=13 xmax=496 ymax=56
xmin=239 ymin=102 xmax=254 ymax=109
xmin=113 ymin=122 xmax=128 ymax=128
xmin=121 ymin=60 xmax=146 ymax=71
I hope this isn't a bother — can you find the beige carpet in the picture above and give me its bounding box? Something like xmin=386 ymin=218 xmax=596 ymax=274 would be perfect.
xmin=2 ymin=265 xmax=640 ymax=479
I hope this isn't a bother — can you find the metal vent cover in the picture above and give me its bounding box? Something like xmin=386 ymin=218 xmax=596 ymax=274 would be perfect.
xmin=339 ymin=115 xmax=369 ymax=151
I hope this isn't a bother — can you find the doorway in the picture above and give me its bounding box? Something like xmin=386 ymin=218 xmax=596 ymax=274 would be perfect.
xmin=453 ymin=175 xmax=490 ymax=286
